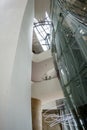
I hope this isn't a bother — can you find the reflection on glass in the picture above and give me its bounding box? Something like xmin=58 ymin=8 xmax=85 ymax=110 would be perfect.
xmin=58 ymin=0 xmax=87 ymax=24
xmin=51 ymin=0 xmax=87 ymax=129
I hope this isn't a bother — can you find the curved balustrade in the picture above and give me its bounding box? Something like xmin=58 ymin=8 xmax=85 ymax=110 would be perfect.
xmin=43 ymin=99 xmax=78 ymax=130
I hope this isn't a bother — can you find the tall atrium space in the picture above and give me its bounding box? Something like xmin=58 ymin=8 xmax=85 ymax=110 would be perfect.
xmin=0 ymin=0 xmax=87 ymax=130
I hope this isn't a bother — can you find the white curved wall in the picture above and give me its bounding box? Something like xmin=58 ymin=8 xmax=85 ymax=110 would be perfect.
xmin=0 ymin=0 xmax=34 ymax=129
xmin=32 ymin=57 xmax=54 ymax=81
xmin=32 ymin=50 xmax=52 ymax=62
xmin=32 ymin=78 xmax=64 ymax=104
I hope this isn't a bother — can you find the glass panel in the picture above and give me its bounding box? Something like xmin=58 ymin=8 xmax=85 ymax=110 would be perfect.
xmin=51 ymin=0 xmax=87 ymax=129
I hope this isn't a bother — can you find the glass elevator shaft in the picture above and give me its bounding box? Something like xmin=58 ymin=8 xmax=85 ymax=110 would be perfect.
xmin=51 ymin=0 xmax=87 ymax=129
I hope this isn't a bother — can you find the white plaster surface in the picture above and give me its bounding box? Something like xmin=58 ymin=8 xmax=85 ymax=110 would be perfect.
xmin=0 ymin=0 xmax=34 ymax=129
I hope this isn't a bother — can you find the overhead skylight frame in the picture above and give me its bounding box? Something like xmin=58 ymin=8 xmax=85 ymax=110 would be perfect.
xmin=34 ymin=12 xmax=52 ymax=51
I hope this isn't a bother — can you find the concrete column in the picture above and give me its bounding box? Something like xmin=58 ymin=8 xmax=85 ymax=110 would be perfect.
xmin=31 ymin=98 xmax=42 ymax=130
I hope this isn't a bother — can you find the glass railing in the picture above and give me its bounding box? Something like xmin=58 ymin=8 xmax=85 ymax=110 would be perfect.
xmin=51 ymin=0 xmax=87 ymax=129
xmin=42 ymin=98 xmax=78 ymax=130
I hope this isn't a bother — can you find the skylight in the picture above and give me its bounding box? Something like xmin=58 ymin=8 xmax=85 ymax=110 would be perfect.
xmin=34 ymin=12 xmax=52 ymax=51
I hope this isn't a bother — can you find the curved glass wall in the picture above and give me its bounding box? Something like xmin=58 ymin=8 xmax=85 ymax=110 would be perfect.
xmin=51 ymin=0 xmax=87 ymax=129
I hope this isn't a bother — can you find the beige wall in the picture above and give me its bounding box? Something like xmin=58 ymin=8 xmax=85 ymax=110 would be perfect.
xmin=32 ymin=98 xmax=42 ymax=130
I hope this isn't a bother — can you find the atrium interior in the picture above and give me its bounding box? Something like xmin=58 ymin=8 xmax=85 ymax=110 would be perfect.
xmin=0 ymin=0 xmax=87 ymax=130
